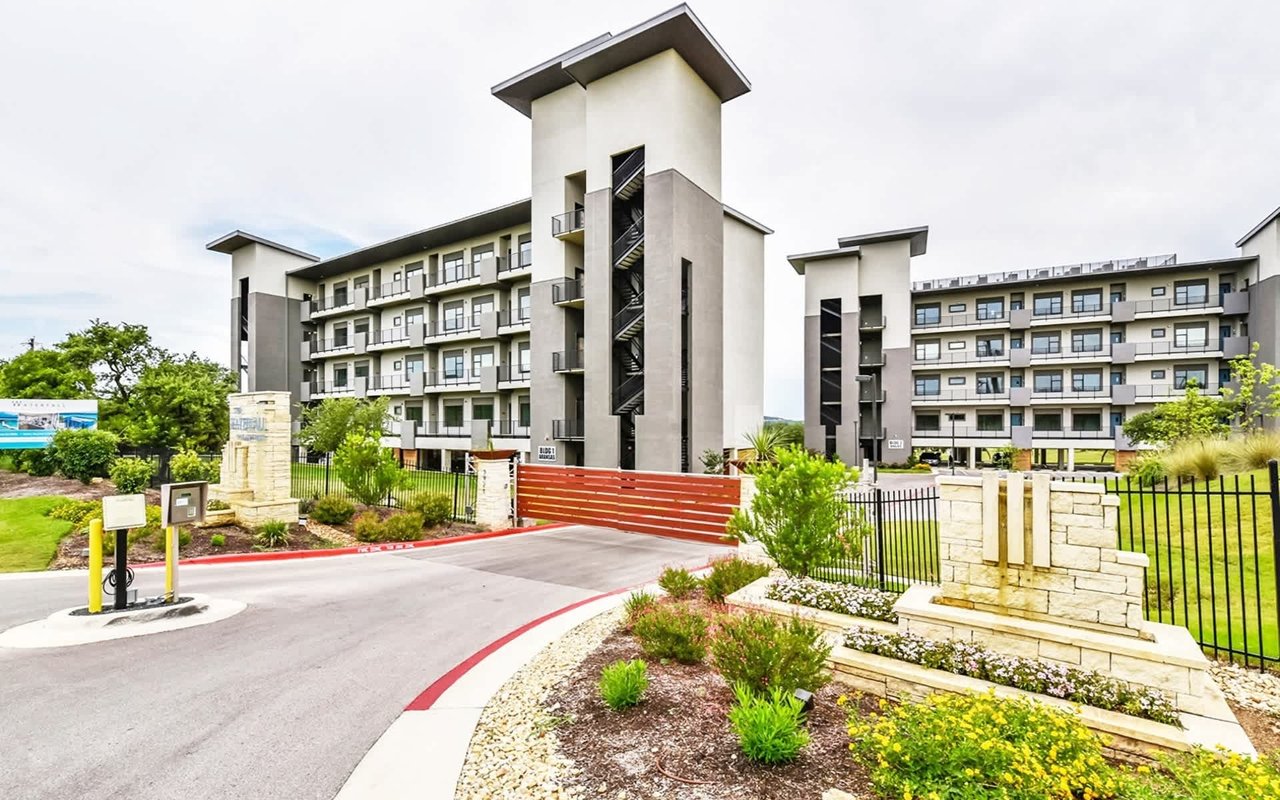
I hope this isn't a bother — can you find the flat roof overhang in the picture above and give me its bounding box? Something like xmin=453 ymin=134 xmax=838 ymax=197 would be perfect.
xmin=205 ymin=231 xmax=318 ymax=262
xmin=837 ymin=225 xmax=929 ymax=256
xmin=786 ymin=246 xmax=861 ymax=275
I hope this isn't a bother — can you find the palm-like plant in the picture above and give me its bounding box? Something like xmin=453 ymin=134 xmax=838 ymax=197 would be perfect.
xmin=745 ymin=425 xmax=797 ymax=465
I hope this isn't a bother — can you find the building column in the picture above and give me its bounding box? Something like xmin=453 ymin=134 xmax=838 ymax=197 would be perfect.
xmin=1066 ymin=448 xmax=1076 ymax=472
xmin=473 ymin=455 xmax=513 ymax=530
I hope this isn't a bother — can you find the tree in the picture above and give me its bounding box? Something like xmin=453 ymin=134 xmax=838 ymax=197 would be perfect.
xmin=1121 ymin=385 xmax=1229 ymax=446
xmin=333 ymin=432 xmax=404 ymax=505
xmin=1221 ymin=343 xmax=1280 ymax=433
xmin=0 ymin=348 xmax=94 ymax=399
xmin=119 ymin=356 xmax=236 ymax=452
xmin=299 ymin=397 xmax=390 ymax=454
xmin=59 ymin=320 xmax=165 ymax=413
xmin=726 ymin=446 xmax=862 ymax=577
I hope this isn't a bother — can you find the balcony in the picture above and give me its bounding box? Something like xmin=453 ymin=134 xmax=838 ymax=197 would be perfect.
xmin=422 ymin=369 xmax=481 ymax=393
xmin=1129 ymin=341 xmax=1223 ymax=361
xmin=552 ymin=277 xmax=584 ymax=307
xmin=306 ymin=288 xmax=363 ymax=320
xmin=497 ymin=250 xmax=532 ymax=278
xmin=492 ymin=419 xmax=532 ymax=439
xmin=310 ymin=336 xmax=355 ymax=357
xmin=911 ymin=254 xmax=1177 ymax=293
xmin=859 ymin=350 xmax=885 ymax=367
xmin=425 ymin=315 xmax=485 ymax=344
xmin=303 ymin=380 xmax=354 ymax=401
xmin=912 ymin=427 xmax=1010 ymax=440
xmin=1133 ymin=383 xmax=1222 ymax=402
xmin=910 ymin=390 xmax=1010 ymax=405
xmin=552 ymin=208 xmax=585 ymax=244
xmin=911 ymin=350 xmax=1009 ymax=368
xmin=912 ymin=311 xmax=1009 ymax=332
xmin=497 ymin=306 xmax=531 ymax=332
xmin=369 ymin=374 xmax=411 ymax=395
xmin=553 ymin=419 xmax=585 ymax=441
xmin=553 ymin=350 xmax=585 ymax=373
xmin=368 ymin=326 xmax=423 ymax=352
xmin=859 ymin=315 xmax=885 ymax=331
xmin=415 ymin=422 xmax=471 ymax=439
xmin=497 ymin=365 xmax=531 ymax=388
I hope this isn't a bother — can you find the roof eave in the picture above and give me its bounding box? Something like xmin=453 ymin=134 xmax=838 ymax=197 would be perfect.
xmin=205 ymin=230 xmax=319 ymax=261
xmin=786 ymin=246 xmax=861 ymax=275
xmin=836 ymin=225 xmax=930 ymax=256
xmin=724 ymin=204 xmax=773 ymax=235
xmin=1236 ymin=205 xmax=1280 ymax=248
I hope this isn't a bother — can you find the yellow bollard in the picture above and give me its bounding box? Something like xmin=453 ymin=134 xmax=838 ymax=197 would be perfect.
xmin=164 ymin=525 xmax=178 ymax=603
xmin=88 ymin=518 xmax=103 ymax=613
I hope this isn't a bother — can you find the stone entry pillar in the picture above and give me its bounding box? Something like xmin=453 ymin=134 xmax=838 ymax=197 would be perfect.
xmin=211 ymin=391 xmax=299 ymax=527
xmin=474 ymin=455 xmax=514 ymax=530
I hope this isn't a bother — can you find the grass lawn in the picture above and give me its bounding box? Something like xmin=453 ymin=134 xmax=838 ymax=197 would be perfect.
xmin=1074 ymin=449 xmax=1114 ymax=466
xmin=290 ymin=461 xmax=476 ymax=511
xmin=814 ymin=518 xmax=940 ymax=589
xmin=0 ymin=496 xmax=74 ymax=572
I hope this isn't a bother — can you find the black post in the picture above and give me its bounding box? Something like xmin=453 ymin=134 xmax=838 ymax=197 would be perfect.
xmin=950 ymin=415 xmax=958 ymax=475
xmin=324 ymin=454 xmax=331 ymax=496
xmin=1269 ymin=460 xmax=1280 ymax=641
xmin=452 ymin=472 xmax=461 ymax=521
xmin=113 ymin=531 xmax=128 ymax=610
xmin=874 ymin=486 xmax=886 ymax=590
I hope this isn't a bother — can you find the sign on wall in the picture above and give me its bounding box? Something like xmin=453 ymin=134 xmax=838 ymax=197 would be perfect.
xmin=0 ymin=399 xmax=99 ymax=450
xmin=886 ymin=439 xmax=905 ymax=450
xmin=536 ymin=445 xmax=557 ymax=463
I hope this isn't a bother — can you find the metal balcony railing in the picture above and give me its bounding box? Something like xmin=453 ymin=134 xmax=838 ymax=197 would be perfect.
xmin=552 ymin=208 xmax=585 ymax=237
xmin=552 ymin=278 xmax=584 ymax=304
xmin=497 ymin=306 xmax=531 ymax=327
xmin=371 ymin=374 xmax=410 ymax=391
xmin=911 ymin=254 xmax=1177 ymax=292
xmin=552 ymin=419 xmax=585 ymax=440
xmin=553 ymin=350 xmax=585 ymax=372
xmin=612 ymin=216 xmax=645 ymax=266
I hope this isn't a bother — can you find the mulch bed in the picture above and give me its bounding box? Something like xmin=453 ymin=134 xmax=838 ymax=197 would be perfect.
xmin=49 ymin=523 xmax=334 ymax=568
xmin=547 ymin=604 xmax=876 ymax=800
xmin=0 ymin=470 xmax=122 ymax=501
xmin=1231 ymin=702 xmax=1280 ymax=757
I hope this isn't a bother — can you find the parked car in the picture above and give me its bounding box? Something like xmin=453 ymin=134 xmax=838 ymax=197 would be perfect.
xmin=917 ymin=451 xmax=942 ymax=466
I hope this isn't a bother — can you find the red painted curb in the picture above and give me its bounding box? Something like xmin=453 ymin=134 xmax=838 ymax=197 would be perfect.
xmin=132 ymin=522 xmax=566 ymax=569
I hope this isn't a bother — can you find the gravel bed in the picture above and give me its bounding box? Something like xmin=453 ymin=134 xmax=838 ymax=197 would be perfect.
xmin=454 ymin=607 xmax=624 ymax=800
xmin=1212 ymin=661 xmax=1280 ymax=719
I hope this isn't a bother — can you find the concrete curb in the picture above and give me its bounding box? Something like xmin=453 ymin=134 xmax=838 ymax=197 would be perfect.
xmin=0 ymin=593 xmax=247 ymax=649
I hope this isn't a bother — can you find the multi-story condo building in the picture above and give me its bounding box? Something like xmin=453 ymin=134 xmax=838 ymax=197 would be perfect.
xmin=207 ymin=5 xmax=768 ymax=473
xmin=790 ymin=205 xmax=1280 ymax=470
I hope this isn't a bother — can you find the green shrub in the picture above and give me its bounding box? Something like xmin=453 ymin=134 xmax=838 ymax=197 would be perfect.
xmin=657 ymin=566 xmax=701 ymax=599
xmin=169 ymin=449 xmax=220 ymax=483
xmin=1225 ymin=432 xmax=1280 ymax=473
xmin=255 ymin=520 xmax=291 ymax=549
xmin=711 ymin=612 xmax=830 ymax=695
xmin=310 ymin=495 xmax=356 ymax=525
xmin=727 ymin=683 xmax=809 ymax=764
xmin=1130 ymin=452 xmax=1168 ymax=486
xmin=109 ymin=456 xmax=155 ymax=494
xmin=18 ymin=447 xmax=59 ymax=476
xmin=1125 ymin=748 xmax=1280 ymax=800
xmin=726 ymin=446 xmax=863 ymax=577
xmin=353 ymin=511 xmax=385 ymax=542
xmin=210 ymin=533 xmax=226 ymax=548
xmin=47 ymin=498 xmax=102 ymax=530
xmin=632 ymin=603 xmax=710 ymax=664
xmin=404 ymin=492 xmax=453 ymax=527
xmin=379 ymin=511 xmax=425 ymax=542
xmin=622 ymin=590 xmax=657 ymax=628
xmin=702 ymin=557 xmax=770 ymax=603
xmin=599 ymin=659 xmax=648 ymax=711
xmin=1161 ymin=438 xmax=1231 ymax=482
xmin=333 ymin=433 xmax=404 ymax=506
xmin=151 ymin=526 xmax=191 ymax=551
xmin=206 ymin=499 xmax=230 ymax=511
xmin=52 ymin=428 xmax=119 ymax=484
xmin=848 ymin=691 xmax=1122 ymax=800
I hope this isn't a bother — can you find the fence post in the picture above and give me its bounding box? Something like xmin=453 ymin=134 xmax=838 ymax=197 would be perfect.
xmin=452 ymin=472 xmax=461 ymax=520
xmin=1269 ymin=460 xmax=1280 ymax=650
xmin=874 ymin=486 xmax=886 ymax=590
xmin=324 ymin=454 xmax=331 ymax=496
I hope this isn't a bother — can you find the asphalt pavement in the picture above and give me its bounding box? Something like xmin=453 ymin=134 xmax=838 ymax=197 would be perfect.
xmin=0 ymin=525 xmax=727 ymax=800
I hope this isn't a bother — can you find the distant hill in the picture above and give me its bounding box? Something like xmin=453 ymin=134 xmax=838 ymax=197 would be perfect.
xmin=764 ymin=415 xmax=800 ymax=424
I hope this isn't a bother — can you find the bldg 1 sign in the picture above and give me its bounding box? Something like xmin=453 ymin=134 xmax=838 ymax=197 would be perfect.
xmin=0 ymin=399 xmax=99 ymax=450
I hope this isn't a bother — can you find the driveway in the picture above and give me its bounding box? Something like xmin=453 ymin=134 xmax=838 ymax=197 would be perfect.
xmin=0 ymin=525 xmax=727 ymax=800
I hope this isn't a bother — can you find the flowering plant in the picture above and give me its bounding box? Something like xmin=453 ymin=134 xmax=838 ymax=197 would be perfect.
xmin=766 ymin=575 xmax=900 ymax=623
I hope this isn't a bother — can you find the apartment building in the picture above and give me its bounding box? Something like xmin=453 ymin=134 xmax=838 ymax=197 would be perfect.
xmin=790 ymin=206 xmax=1280 ymax=470
xmin=207 ymin=5 xmax=768 ymax=472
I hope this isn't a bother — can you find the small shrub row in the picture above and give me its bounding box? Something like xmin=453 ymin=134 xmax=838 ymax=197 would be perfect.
xmin=766 ymin=575 xmax=899 ymax=622
xmin=1128 ymin=748 xmax=1280 ymax=800
xmin=353 ymin=511 xmax=424 ymax=543
xmin=711 ymin=613 xmax=830 ymax=695
xmin=599 ymin=659 xmax=648 ymax=711
xmin=657 ymin=566 xmax=701 ymax=599
xmin=1149 ymin=433 xmax=1280 ymax=482
xmin=701 ymin=557 xmax=770 ymax=603
xmin=622 ymin=590 xmax=657 ymax=628
xmin=309 ymin=495 xmax=355 ymax=525
xmin=47 ymin=498 xmax=103 ymax=530
xmin=168 ymin=449 xmax=221 ymax=483
xmin=632 ymin=603 xmax=709 ymax=664
xmin=843 ymin=628 xmax=1180 ymax=726
xmin=402 ymin=492 xmax=453 ymax=527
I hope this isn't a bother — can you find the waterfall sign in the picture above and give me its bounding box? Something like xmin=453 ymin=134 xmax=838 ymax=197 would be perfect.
xmin=0 ymin=399 xmax=99 ymax=450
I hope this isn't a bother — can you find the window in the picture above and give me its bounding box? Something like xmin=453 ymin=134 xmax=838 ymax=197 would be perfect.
xmin=1150 ymin=369 xmax=1166 ymax=380
xmin=1152 ymin=328 xmax=1166 ymax=339
xmin=1033 ymin=292 xmax=1062 ymax=316
xmin=471 ymin=346 xmax=495 ymax=374
xmin=1072 ymin=412 xmax=1103 ymax=432
xmin=353 ymin=276 xmax=369 ymax=297
xmin=404 ymin=405 xmax=422 ymax=423
xmin=1033 ymin=412 xmax=1062 ymax=432
xmin=333 ymin=365 xmax=348 ymax=387
xmin=1220 ymin=367 xmax=1232 ymax=385
xmin=518 ymin=341 xmax=531 ymax=374
xmin=405 ymin=354 xmax=423 ymax=376
xmin=332 ymin=323 xmax=349 ymax=348
xmin=1010 ymin=336 xmax=1024 ymax=350
xmin=443 ymin=300 xmax=465 ymax=331
xmin=1031 ymin=332 xmax=1061 ymax=355
xmin=1174 ymin=279 xmax=1209 ymax=307
xmin=1010 ymin=373 xmax=1024 ymax=388
xmin=333 ymin=281 xmax=349 ymax=306
xmin=947 ymin=341 xmax=966 ymax=350
xmin=976 ymin=298 xmax=1004 ymax=320
xmin=914 ymin=303 xmax=941 ymax=326
xmin=1072 ymin=370 xmax=1103 ymax=392
xmin=914 ymin=340 xmax=941 ymax=361
xmin=517 ymin=287 xmax=532 ymax=320
xmin=1033 ymin=371 xmax=1063 ymax=393
xmin=915 ymin=413 xmax=941 ymax=431
xmin=471 ymin=245 xmax=493 ymax=265
xmin=405 ymin=308 xmax=423 ymax=331
xmin=1151 ymin=286 xmax=1166 ymax=297
xmin=1071 ymin=289 xmax=1103 ymax=314
xmin=354 ymin=318 xmax=370 ymax=335
xmin=442 ymin=252 xmax=465 ymax=282
xmin=518 ymin=236 xmax=532 ymax=267
xmin=1110 ymin=326 xmax=1125 ymax=344
xmin=1010 ymin=294 xmax=1025 ymax=311
xmin=443 ymin=404 xmax=464 ymax=427
xmin=519 ymin=398 xmax=532 ymax=427
xmin=404 ymin=261 xmax=423 ymax=284
xmin=443 ymin=350 xmax=464 ymax=380
xmin=1071 ymin=329 xmax=1103 ymax=353
xmin=976 ymin=335 xmax=1004 ymax=357
xmin=976 ymin=373 xmax=1004 ymax=394
xmin=914 ymin=375 xmax=941 ymax=396
xmin=354 ymin=361 xmax=369 ymax=380
xmin=977 ymin=413 xmax=1003 ymax=432
xmin=948 ymin=376 xmax=966 ymax=385
xmin=1110 ymin=284 xmax=1126 ymax=303
xmin=1174 ymin=365 xmax=1209 ymax=390
xmin=472 ymin=294 xmax=495 ymax=324
xmin=473 ymin=401 xmax=494 ymax=421
xmin=1174 ymin=322 xmax=1208 ymax=349
xmin=1011 ymin=412 xmax=1024 ymax=427
xmin=948 ymin=303 xmax=966 ymax=313
xmin=1111 ymin=370 xmax=1125 ymax=385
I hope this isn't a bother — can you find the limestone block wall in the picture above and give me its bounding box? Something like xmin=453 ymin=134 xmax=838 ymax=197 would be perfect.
xmin=212 ymin=391 xmax=298 ymax=526
xmin=474 ymin=456 xmax=513 ymax=530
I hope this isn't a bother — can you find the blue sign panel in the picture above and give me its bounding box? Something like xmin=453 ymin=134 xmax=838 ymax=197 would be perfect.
xmin=0 ymin=399 xmax=100 ymax=450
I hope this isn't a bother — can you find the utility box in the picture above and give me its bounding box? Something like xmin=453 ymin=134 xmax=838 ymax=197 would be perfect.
xmin=161 ymin=481 xmax=208 ymax=527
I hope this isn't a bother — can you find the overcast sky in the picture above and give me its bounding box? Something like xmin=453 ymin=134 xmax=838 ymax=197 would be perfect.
xmin=2 ymin=1 xmax=1277 ymax=420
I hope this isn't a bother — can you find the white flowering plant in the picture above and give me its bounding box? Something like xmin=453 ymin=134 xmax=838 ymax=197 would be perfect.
xmin=766 ymin=575 xmax=900 ymax=623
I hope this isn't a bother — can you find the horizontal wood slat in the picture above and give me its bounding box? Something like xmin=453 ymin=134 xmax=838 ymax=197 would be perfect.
xmin=516 ymin=464 xmax=741 ymax=544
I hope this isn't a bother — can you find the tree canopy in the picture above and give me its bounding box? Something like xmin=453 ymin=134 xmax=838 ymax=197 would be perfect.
xmin=118 ymin=355 xmax=236 ymax=452
xmin=298 ymin=397 xmax=390 ymax=454
xmin=0 ymin=349 xmax=94 ymax=399
xmin=1121 ymin=385 xmax=1230 ymax=446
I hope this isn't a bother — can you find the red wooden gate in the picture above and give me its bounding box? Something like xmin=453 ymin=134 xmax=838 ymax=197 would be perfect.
xmin=515 ymin=464 xmax=741 ymax=544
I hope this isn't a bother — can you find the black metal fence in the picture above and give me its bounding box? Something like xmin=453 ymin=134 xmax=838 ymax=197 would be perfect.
xmin=291 ymin=454 xmax=477 ymax=523
xmin=813 ymin=486 xmax=941 ymax=590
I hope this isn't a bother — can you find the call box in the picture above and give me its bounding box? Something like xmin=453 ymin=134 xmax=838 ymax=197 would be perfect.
xmin=102 ymin=494 xmax=147 ymax=531
xmin=161 ymin=481 xmax=209 ymax=527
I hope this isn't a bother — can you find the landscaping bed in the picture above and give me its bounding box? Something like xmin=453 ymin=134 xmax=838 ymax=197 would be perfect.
xmin=0 ymin=469 xmax=119 ymax=501
xmin=48 ymin=522 xmax=338 ymax=568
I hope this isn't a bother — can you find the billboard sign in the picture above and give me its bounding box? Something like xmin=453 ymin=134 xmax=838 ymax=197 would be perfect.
xmin=0 ymin=399 xmax=99 ymax=450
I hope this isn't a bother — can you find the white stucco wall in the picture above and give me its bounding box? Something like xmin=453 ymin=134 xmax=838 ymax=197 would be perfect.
xmin=530 ymin=84 xmax=587 ymax=284
xmin=722 ymin=213 xmax=765 ymax=449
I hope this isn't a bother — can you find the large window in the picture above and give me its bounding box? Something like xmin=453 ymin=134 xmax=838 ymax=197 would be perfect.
xmin=519 ymin=398 xmax=531 ymax=427
xmin=1031 ymin=332 xmax=1061 ymax=355
xmin=1033 ymin=412 xmax=1062 ymax=432
xmin=915 ymin=413 xmax=941 ymax=431
xmin=518 ymin=341 xmax=531 ymax=374
xmin=975 ymin=335 xmax=1004 ymax=357
xmin=472 ymin=294 xmax=495 ymax=324
xmin=1033 ymin=371 xmax=1063 ymax=393
xmin=1174 ymin=364 xmax=1209 ymax=389
xmin=332 ymin=281 xmax=349 ymax=307
xmin=1072 ymin=369 xmax=1103 ymax=392
xmin=471 ymin=346 xmax=495 ymax=374
xmin=1071 ymin=329 xmax=1103 ymax=353
xmin=1174 ymin=322 xmax=1209 ymax=349
xmin=473 ymin=401 xmax=494 ymax=421
xmin=1033 ymin=292 xmax=1063 ymax=317
xmin=405 ymin=354 xmax=423 ymax=376
xmin=1174 ymin=279 xmax=1209 ymax=307
xmin=976 ymin=297 xmax=1004 ymax=320
xmin=1072 ymin=412 xmax=1103 ymax=432
xmin=443 ymin=300 xmax=465 ymax=331
xmin=914 ymin=375 xmax=941 ymax=396
xmin=443 ymin=350 xmax=465 ymax=380
xmin=518 ymin=236 xmax=533 ymax=267
xmin=333 ymin=365 xmax=348 ymax=388
xmin=977 ymin=413 xmax=1004 ymax=432
xmin=1071 ymin=289 xmax=1103 ymax=314
xmin=332 ymin=323 xmax=349 ymax=348
xmin=914 ymin=303 xmax=941 ymax=326
xmin=914 ymin=340 xmax=941 ymax=361
xmin=443 ymin=403 xmax=464 ymax=427
xmin=442 ymin=252 xmax=466 ymax=282
xmin=976 ymin=373 xmax=1004 ymax=394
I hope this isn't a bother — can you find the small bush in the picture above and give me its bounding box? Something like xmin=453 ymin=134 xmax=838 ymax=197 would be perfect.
xmin=623 ymin=590 xmax=657 ymax=628
xmin=702 ymin=557 xmax=771 ymax=603
xmin=353 ymin=511 xmax=385 ymax=542
xmin=1130 ymin=452 xmax=1168 ymax=486
xmin=255 ymin=520 xmax=291 ymax=549
xmin=728 ymin=683 xmax=809 ymax=764
xmin=848 ymin=691 xmax=1122 ymax=800
xmin=657 ymin=566 xmax=701 ymax=599
xmin=210 ymin=533 xmax=226 ymax=548
xmin=1225 ymin=432 xmax=1280 ymax=473
xmin=333 ymin=433 xmax=404 ymax=505
xmin=206 ymin=499 xmax=230 ymax=511
xmin=47 ymin=498 xmax=102 ymax=530
xmin=52 ymin=428 xmax=119 ymax=483
xmin=1161 ymin=438 xmax=1231 ymax=481
xmin=712 ymin=612 xmax=830 ymax=695
xmin=109 ymin=456 xmax=155 ymax=494
xmin=379 ymin=511 xmax=425 ymax=542
xmin=632 ymin=603 xmax=710 ymax=664
xmin=599 ymin=659 xmax=648 ymax=711
xmin=310 ymin=495 xmax=356 ymax=525
xmin=169 ymin=449 xmax=220 ymax=483
xmin=19 ymin=447 xmax=59 ymax=476
xmin=151 ymin=526 xmax=192 ymax=551
xmin=1126 ymin=748 xmax=1280 ymax=800
xmin=404 ymin=492 xmax=453 ymax=527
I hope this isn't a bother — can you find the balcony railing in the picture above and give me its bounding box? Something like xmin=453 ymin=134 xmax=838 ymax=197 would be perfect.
xmin=435 ymin=263 xmax=479 ymax=287
xmin=552 ymin=278 xmax=584 ymax=304
xmin=312 ymin=337 xmax=352 ymax=353
xmin=912 ymin=351 xmax=1008 ymax=365
xmin=427 ymin=317 xmax=482 ymax=338
xmin=553 ymin=350 xmax=585 ymax=372
xmin=553 ymin=419 xmax=585 ymax=440
xmin=1129 ymin=297 xmax=1220 ymax=315
xmin=312 ymin=292 xmax=353 ymax=313
xmin=424 ymin=369 xmax=481 ymax=388
xmin=552 ymin=208 xmax=585 ymax=237
xmin=912 ymin=311 xmax=1008 ymax=330
xmin=912 ymin=427 xmax=1009 ymax=438
xmin=1134 ymin=383 xmax=1222 ymax=399
xmin=492 ymin=419 xmax=531 ymax=438
xmin=497 ymin=250 xmax=533 ymax=273
xmin=1131 ymin=342 xmax=1220 ymax=357
xmin=371 ymin=327 xmax=411 ymax=345
xmin=371 ymin=374 xmax=410 ymax=391
xmin=1029 ymin=387 xmax=1111 ymax=400
xmin=1027 ymin=427 xmax=1115 ymax=439
xmin=911 ymin=390 xmax=1010 ymax=402
xmin=497 ymin=365 xmax=532 ymax=383
xmin=911 ymin=254 xmax=1177 ymax=292
xmin=415 ymin=422 xmax=471 ymax=438
xmin=498 ymin=306 xmax=531 ymax=327
xmin=307 ymin=380 xmax=353 ymax=396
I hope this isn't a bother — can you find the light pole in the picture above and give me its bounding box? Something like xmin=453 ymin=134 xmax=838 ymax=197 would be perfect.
xmin=854 ymin=373 xmax=880 ymax=483
xmin=950 ymin=413 xmax=959 ymax=475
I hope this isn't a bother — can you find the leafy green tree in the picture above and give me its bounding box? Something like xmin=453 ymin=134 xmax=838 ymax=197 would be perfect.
xmin=1221 ymin=343 xmax=1280 ymax=433
xmin=52 ymin=428 xmax=119 ymax=484
xmin=299 ymin=397 xmax=390 ymax=454
xmin=1121 ymin=385 xmax=1229 ymax=446
xmin=726 ymin=446 xmax=862 ymax=577
xmin=119 ymin=356 xmax=236 ymax=452
xmin=0 ymin=349 xmax=95 ymax=399
xmin=333 ymin=432 xmax=404 ymax=506
xmin=59 ymin=320 xmax=165 ymax=408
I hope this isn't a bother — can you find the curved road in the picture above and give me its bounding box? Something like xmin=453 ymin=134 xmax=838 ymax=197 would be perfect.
xmin=0 ymin=525 xmax=727 ymax=800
